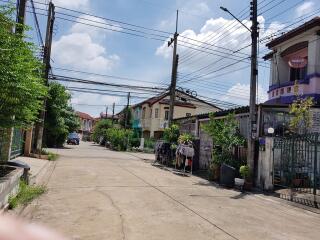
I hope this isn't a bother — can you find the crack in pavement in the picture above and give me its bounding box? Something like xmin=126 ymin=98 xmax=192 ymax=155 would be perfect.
xmin=96 ymin=190 xmax=126 ymax=240
xmin=117 ymin=161 xmax=239 ymax=240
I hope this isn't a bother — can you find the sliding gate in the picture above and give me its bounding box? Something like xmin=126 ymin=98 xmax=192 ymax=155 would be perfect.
xmin=273 ymin=133 xmax=320 ymax=208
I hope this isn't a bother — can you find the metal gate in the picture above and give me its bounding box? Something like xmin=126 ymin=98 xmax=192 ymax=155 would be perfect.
xmin=10 ymin=128 xmax=24 ymax=159
xmin=273 ymin=134 xmax=320 ymax=208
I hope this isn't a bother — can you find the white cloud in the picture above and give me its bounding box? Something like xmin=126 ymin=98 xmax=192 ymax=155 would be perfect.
xmin=222 ymin=83 xmax=268 ymax=105
xmin=156 ymin=17 xmax=254 ymax=58
xmin=51 ymin=0 xmax=89 ymax=9
xmin=71 ymin=15 xmax=122 ymax=40
xmin=296 ymin=1 xmax=315 ymax=17
xmin=156 ymin=15 xmax=285 ymax=59
xmin=53 ymin=33 xmax=119 ymax=72
xmin=52 ymin=14 xmax=120 ymax=73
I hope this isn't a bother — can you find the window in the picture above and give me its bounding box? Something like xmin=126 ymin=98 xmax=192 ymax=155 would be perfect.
xmin=272 ymin=91 xmax=275 ymax=97
xmin=290 ymin=65 xmax=307 ymax=82
xmin=186 ymin=113 xmax=191 ymax=117
xmin=287 ymin=87 xmax=291 ymax=93
xmin=165 ymin=111 xmax=169 ymax=120
xmin=276 ymin=90 xmax=278 ymax=96
xmin=150 ymin=109 xmax=152 ymax=118
xmin=142 ymin=107 xmax=146 ymax=119
xmin=155 ymin=108 xmax=159 ymax=118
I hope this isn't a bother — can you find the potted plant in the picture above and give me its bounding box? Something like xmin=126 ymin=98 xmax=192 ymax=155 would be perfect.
xmin=208 ymin=150 xmax=223 ymax=181
xmin=239 ymin=165 xmax=252 ymax=190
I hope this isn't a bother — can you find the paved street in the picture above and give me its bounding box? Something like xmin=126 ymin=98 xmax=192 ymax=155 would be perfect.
xmin=25 ymin=142 xmax=320 ymax=240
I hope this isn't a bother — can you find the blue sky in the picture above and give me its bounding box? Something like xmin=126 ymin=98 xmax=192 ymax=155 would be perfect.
xmin=23 ymin=0 xmax=320 ymax=116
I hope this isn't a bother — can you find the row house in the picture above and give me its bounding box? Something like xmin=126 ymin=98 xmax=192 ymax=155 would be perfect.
xmin=264 ymin=17 xmax=320 ymax=104
xmin=132 ymin=90 xmax=221 ymax=139
xmin=76 ymin=111 xmax=95 ymax=140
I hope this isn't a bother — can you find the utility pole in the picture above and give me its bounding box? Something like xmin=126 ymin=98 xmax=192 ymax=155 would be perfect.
xmin=112 ymin=102 xmax=115 ymax=125
xmin=248 ymin=0 xmax=258 ymax=173
xmin=125 ymin=92 xmax=131 ymax=129
xmin=33 ymin=2 xmax=55 ymax=153
xmin=105 ymin=106 xmax=108 ymax=119
xmin=168 ymin=10 xmax=179 ymax=126
xmin=16 ymin=0 xmax=27 ymax=34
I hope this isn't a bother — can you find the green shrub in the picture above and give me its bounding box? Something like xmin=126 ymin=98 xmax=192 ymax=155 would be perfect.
xmin=105 ymin=128 xmax=133 ymax=151
xmin=239 ymin=165 xmax=251 ymax=180
xmin=9 ymin=181 xmax=46 ymax=209
xmin=130 ymin=138 xmax=140 ymax=148
xmin=92 ymin=119 xmax=112 ymax=143
xmin=144 ymin=138 xmax=155 ymax=149
xmin=178 ymin=133 xmax=194 ymax=144
xmin=163 ymin=124 xmax=180 ymax=143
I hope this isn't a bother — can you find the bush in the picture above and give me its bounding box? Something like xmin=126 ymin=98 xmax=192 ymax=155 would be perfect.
xmin=105 ymin=128 xmax=133 ymax=151
xmin=163 ymin=124 xmax=180 ymax=144
xmin=144 ymin=138 xmax=155 ymax=149
xmin=92 ymin=119 xmax=112 ymax=143
xmin=130 ymin=138 xmax=140 ymax=148
xmin=178 ymin=133 xmax=194 ymax=145
xmin=240 ymin=165 xmax=251 ymax=180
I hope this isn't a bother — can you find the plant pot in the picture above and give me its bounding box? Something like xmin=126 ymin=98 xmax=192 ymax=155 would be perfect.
xmin=235 ymin=178 xmax=245 ymax=187
xmin=210 ymin=163 xmax=220 ymax=182
xmin=244 ymin=180 xmax=253 ymax=191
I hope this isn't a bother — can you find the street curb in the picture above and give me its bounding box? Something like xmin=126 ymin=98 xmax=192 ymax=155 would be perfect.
xmin=15 ymin=160 xmax=57 ymax=218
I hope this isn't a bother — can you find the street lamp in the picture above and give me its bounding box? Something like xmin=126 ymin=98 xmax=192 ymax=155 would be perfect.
xmin=220 ymin=2 xmax=258 ymax=172
xmin=219 ymin=6 xmax=251 ymax=32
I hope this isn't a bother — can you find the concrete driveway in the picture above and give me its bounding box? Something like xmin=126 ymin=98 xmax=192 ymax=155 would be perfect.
xmin=24 ymin=142 xmax=320 ymax=240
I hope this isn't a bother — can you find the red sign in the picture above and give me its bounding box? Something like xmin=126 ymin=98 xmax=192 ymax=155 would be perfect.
xmin=288 ymin=57 xmax=307 ymax=69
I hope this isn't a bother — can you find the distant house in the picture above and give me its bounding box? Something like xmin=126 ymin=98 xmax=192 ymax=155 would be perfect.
xmin=263 ymin=17 xmax=320 ymax=104
xmin=131 ymin=90 xmax=221 ymax=139
xmin=76 ymin=111 xmax=95 ymax=140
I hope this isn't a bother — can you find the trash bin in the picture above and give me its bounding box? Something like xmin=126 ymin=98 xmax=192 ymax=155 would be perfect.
xmin=220 ymin=163 xmax=235 ymax=187
xmin=7 ymin=160 xmax=30 ymax=184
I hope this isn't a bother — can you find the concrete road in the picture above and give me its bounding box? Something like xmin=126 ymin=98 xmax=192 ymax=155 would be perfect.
xmin=25 ymin=142 xmax=320 ymax=240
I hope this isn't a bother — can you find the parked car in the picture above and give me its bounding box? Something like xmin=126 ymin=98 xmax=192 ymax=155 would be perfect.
xmin=67 ymin=133 xmax=80 ymax=145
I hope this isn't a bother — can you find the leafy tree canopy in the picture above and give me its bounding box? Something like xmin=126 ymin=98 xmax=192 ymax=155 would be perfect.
xmin=92 ymin=119 xmax=112 ymax=142
xmin=0 ymin=4 xmax=47 ymax=128
xmin=44 ymin=82 xmax=80 ymax=147
xmin=202 ymin=113 xmax=245 ymax=166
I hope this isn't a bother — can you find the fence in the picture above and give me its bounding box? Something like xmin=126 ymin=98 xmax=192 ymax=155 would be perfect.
xmin=10 ymin=128 xmax=24 ymax=159
xmin=0 ymin=128 xmax=24 ymax=161
xmin=273 ymin=133 xmax=320 ymax=207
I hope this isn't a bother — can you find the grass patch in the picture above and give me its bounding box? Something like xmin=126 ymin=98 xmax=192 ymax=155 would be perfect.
xmin=41 ymin=149 xmax=58 ymax=161
xmin=48 ymin=152 xmax=58 ymax=161
xmin=9 ymin=181 xmax=46 ymax=209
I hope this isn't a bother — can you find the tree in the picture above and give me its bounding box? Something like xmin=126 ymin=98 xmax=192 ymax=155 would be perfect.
xmin=119 ymin=107 xmax=132 ymax=129
xmin=289 ymin=85 xmax=314 ymax=134
xmin=163 ymin=124 xmax=180 ymax=144
xmin=0 ymin=4 xmax=47 ymax=128
xmin=202 ymin=113 xmax=245 ymax=167
xmin=92 ymin=119 xmax=112 ymax=143
xmin=44 ymin=82 xmax=80 ymax=147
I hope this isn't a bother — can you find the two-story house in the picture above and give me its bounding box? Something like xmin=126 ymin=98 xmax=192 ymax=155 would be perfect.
xmin=263 ymin=17 xmax=320 ymax=104
xmin=132 ymin=90 xmax=220 ymax=139
xmin=76 ymin=111 xmax=95 ymax=140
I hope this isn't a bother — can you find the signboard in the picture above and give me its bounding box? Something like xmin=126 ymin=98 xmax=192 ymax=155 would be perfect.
xmin=288 ymin=57 xmax=307 ymax=69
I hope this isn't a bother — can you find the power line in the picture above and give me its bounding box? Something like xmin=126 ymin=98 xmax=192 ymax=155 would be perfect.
xmin=52 ymin=67 xmax=168 ymax=87
xmin=32 ymin=0 xmax=173 ymax=35
xmin=26 ymin=6 xmax=170 ymax=42
xmin=50 ymin=74 xmax=168 ymax=92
